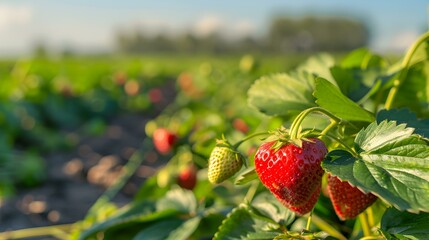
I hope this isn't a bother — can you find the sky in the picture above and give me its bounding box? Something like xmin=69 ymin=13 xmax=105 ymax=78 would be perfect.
xmin=0 ymin=0 xmax=428 ymax=57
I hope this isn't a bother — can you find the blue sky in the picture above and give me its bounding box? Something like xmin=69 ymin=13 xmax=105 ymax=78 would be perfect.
xmin=0 ymin=0 xmax=428 ymax=56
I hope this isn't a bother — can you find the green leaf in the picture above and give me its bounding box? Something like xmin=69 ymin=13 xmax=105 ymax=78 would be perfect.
xmin=323 ymin=121 xmax=429 ymax=213
xmin=245 ymin=232 xmax=281 ymax=240
xmin=381 ymin=207 xmax=429 ymax=239
xmin=330 ymin=66 xmax=387 ymax=103
xmin=406 ymin=38 xmax=429 ymax=68
xmin=354 ymin=120 xmax=414 ymax=152
xmin=156 ymin=188 xmax=197 ymax=214
xmin=133 ymin=218 xmax=183 ymax=240
xmin=248 ymin=73 xmax=316 ymax=117
xmin=314 ymin=77 xmax=375 ymax=122
xmin=341 ymin=48 xmax=386 ymax=69
xmin=390 ymin=62 xmax=429 ymax=116
xmin=250 ymin=192 xmax=295 ymax=226
xmin=213 ymin=204 xmax=281 ymax=240
xmin=78 ymin=201 xmax=179 ymax=240
xmin=164 ymin=217 xmax=201 ymax=240
xmin=297 ymin=53 xmax=336 ymax=83
xmin=135 ymin=175 xmax=169 ymax=201
xmin=234 ymin=167 xmax=258 ymax=185
xmin=79 ymin=189 xmax=196 ymax=239
xmin=377 ymin=108 xmax=429 ymax=139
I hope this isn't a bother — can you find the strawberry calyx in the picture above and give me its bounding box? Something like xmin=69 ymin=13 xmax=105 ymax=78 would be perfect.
xmin=264 ymin=127 xmax=320 ymax=152
xmin=290 ymin=107 xmax=342 ymax=141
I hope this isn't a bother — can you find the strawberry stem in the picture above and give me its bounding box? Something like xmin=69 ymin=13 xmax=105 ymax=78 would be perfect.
xmin=319 ymin=131 xmax=357 ymax=156
xmin=290 ymin=107 xmax=342 ymax=140
xmin=306 ymin=209 xmax=314 ymax=230
xmin=359 ymin=211 xmax=372 ymax=237
xmin=311 ymin=214 xmax=347 ymax=240
xmin=232 ymin=132 xmax=269 ymax=149
xmin=244 ymin=181 xmax=259 ymax=202
xmin=0 ymin=224 xmax=73 ymax=239
xmin=385 ymin=31 xmax=429 ymax=110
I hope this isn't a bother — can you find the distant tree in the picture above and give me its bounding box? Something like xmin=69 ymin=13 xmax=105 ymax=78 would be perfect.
xmin=113 ymin=15 xmax=369 ymax=54
xmin=32 ymin=41 xmax=49 ymax=58
xmin=268 ymin=16 xmax=369 ymax=53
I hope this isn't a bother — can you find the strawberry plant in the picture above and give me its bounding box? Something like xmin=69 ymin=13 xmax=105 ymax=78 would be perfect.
xmin=3 ymin=32 xmax=429 ymax=240
xmin=209 ymin=31 xmax=429 ymax=239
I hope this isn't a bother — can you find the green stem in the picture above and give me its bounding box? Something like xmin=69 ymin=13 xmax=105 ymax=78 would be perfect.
xmin=320 ymin=121 xmax=338 ymax=140
xmin=385 ymin=31 xmax=429 ymax=110
xmin=360 ymin=50 xmax=372 ymax=70
xmin=306 ymin=209 xmax=314 ymax=230
xmin=359 ymin=211 xmax=372 ymax=237
xmin=0 ymin=224 xmax=73 ymax=239
xmin=290 ymin=107 xmax=342 ymax=140
xmin=311 ymin=214 xmax=347 ymax=240
xmin=232 ymin=132 xmax=269 ymax=149
xmin=366 ymin=205 xmax=375 ymax=227
xmin=322 ymin=132 xmax=357 ymax=156
xmin=360 ymin=236 xmax=383 ymax=240
xmin=244 ymin=181 xmax=259 ymax=202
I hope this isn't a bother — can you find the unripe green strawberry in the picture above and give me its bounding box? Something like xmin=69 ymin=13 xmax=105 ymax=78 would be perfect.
xmin=208 ymin=138 xmax=244 ymax=184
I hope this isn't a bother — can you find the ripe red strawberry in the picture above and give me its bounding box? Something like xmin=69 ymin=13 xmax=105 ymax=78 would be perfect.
xmin=177 ymin=165 xmax=197 ymax=190
xmin=208 ymin=138 xmax=244 ymax=184
xmin=153 ymin=128 xmax=178 ymax=155
xmin=149 ymin=88 xmax=163 ymax=103
xmin=281 ymin=184 xmax=321 ymax=215
xmin=327 ymin=174 xmax=378 ymax=220
xmin=233 ymin=118 xmax=249 ymax=133
xmin=254 ymin=138 xmax=327 ymax=214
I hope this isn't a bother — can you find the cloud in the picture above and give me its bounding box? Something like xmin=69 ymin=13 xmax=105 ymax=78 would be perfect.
xmin=193 ymin=15 xmax=224 ymax=37
xmin=192 ymin=15 xmax=256 ymax=39
xmin=0 ymin=4 xmax=33 ymax=30
xmin=388 ymin=30 xmax=420 ymax=52
xmin=231 ymin=20 xmax=255 ymax=38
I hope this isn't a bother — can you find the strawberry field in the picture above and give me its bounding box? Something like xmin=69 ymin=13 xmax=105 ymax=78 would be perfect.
xmin=1 ymin=31 xmax=429 ymax=240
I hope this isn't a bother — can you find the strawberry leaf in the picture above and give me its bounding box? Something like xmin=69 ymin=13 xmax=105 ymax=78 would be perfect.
xmin=389 ymin=62 xmax=429 ymax=116
xmin=251 ymin=192 xmax=296 ymax=226
xmin=314 ymin=77 xmax=375 ymax=122
xmin=213 ymin=204 xmax=282 ymax=240
xmin=377 ymin=108 xmax=429 ymax=139
xmin=322 ymin=120 xmax=429 ymax=213
xmin=248 ymin=73 xmax=316 ymax=117
xmin=79 ymin=188 xmax=196 ymax=239
xmin=296 ymin=53 xmax=336 ymax=82
xmin=340 ymin=48 xmax=386 ymax=69
xmin=132 ymin=219 xmax=184 ymax=240
xmin=234 ymin=167 xmax=258 ymax=185
xmin=163 ymin=216 xmax=202 ymax=240
xmin=380 ymin=207 xmax=429 ymax=239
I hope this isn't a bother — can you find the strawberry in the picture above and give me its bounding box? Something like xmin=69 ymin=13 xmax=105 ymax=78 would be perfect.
xmin=152 ymin=128 xmax=178 ymax=155
xmin=208 ymin=138 xmax=244 ymax=184
xmin=177 ymin=165 xmax=197 ymax=190
xmin=254 ymin=138 xmax=327 ymax=214
xmin=233 ymin=118 xmax=249 ymax=133
xmin=327 ymin=174 xmax=378 ymax=220
xmin=282 ymin=184 xmax=321 ymax=215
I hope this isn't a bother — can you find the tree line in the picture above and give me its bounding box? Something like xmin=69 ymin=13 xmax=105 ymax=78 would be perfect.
xmin=115 ymin=16 xmax=369 ymax=54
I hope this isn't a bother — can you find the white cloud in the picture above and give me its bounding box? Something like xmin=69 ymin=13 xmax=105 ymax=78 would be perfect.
xmin=231 ymin=20 xmax=255 ymax=38
xmin=192 ymin=15 xmax=256 ymax=39
xmin=193 ymin=15 xmax=224 ymax=37
xmin=387 ymin=30 xmax=420 ymax=52
xmin=0 ymin=4 xmax=33 ymax=30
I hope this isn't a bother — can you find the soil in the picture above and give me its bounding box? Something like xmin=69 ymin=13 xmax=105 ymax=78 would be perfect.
xmin=0 ymin=80 xmax=177 ymax=236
